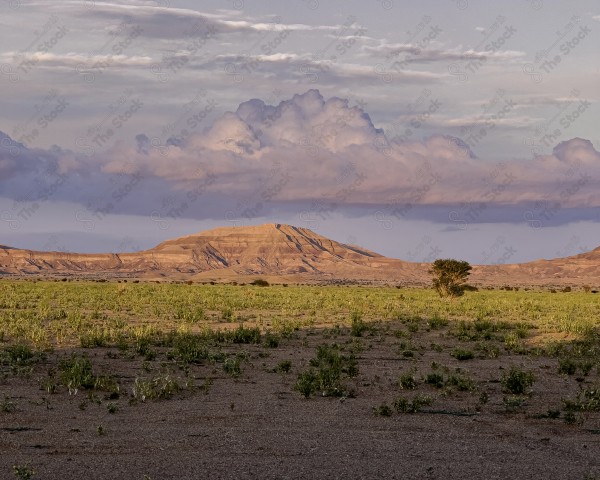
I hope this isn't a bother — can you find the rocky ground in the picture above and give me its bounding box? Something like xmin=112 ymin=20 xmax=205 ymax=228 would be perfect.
xmin=2 ymin=318 xmax=599 ymax=479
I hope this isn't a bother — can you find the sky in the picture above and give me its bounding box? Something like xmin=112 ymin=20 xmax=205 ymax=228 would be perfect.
xmin=1 ymin=0 xmax=599 ymax=264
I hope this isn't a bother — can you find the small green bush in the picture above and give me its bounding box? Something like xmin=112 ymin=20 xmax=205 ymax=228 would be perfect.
xmin=59 ymin=354 xmax=96 ymax=392
xmin=446 ymin=373 xmax=476 ymax=392
xmin=399 ymin=371 xmax=418 ymax=390
xmin=452 ymin=348 xmax=474 ymax=361
xmin=167 ymin=333 xmax=210 ymax=364
xmin=425 ymin=372 xmax=445 ymax=388
xmin=558 ymin=358 xmax=578 ymax=375
xmin=295 ymin=344 xmax=358 ymax=398
xmin=223 ymin=357 xmax=242 ymax=377
xmin=393 ymin=394 xmax=433 ymax=413
xmin=373 ymin=403 xmax=393 ymax=416
xmin=350 ymin=311 xmax=368 ymax=337
xmin=12 ymin=464 xmax=35 ymax=480
xmin=501 ymin=367 xmax=534 ymax=394
xmin=276 ymin=360 xmax=292 ymax=373
xmin=427 ymin=314 xmax=449 ymax=330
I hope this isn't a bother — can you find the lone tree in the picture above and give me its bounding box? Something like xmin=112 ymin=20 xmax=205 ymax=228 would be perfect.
xmin=430 ymin=259 xmax=472 ymax=298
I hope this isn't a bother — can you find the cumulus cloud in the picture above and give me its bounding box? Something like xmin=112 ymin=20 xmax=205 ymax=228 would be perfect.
xmin=1 ymin=90 xmax=599 ymax=222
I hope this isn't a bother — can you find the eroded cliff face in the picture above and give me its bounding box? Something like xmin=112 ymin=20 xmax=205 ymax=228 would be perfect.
xmin=0 ymin=224 xmax=418 ymax=279
xmin=1 ymin=224 xmax=599 ymax=286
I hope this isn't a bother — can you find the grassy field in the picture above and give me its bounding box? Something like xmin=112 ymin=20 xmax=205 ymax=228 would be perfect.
xmin=2 ymin=280 xmax=600 ymax=348
xmin=1 ymin=280 xmax=600 ymax=479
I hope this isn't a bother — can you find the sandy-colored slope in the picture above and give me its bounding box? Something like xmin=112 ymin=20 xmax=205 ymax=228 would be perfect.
xmin=0 ymin=224 xmax=427 ymax=282
xmin=472 ymin=247 xmax=600 ymax=286
xmin=1 ymin=224 xmax=599 ymax=286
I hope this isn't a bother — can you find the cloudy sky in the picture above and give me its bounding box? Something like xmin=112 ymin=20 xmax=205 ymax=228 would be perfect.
xmin=1 ymin=0 xmax=599 ymax=264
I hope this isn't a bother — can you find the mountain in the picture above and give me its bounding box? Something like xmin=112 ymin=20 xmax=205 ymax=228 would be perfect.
xmin=472 ymin=246 xmax=600 ymax=286
xmin=1 ymin=224 xmax=599 ymax=286
xmin=0 ymin=224 xmax=426 ymax=283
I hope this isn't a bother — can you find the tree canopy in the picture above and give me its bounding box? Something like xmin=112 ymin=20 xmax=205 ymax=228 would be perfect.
xmin=429 ymin=259 xmax=472 ymax=298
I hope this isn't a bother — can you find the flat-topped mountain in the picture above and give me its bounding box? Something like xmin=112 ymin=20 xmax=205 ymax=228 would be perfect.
xmin=0 ymin=224 xmax=425 ymax=282
xmin=152 ymin=223 xmax=384 ymax=271
xmin=1 ymin=224 xmax=599 ymax=286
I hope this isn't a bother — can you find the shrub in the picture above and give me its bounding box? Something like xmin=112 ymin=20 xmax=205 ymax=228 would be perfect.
xmin=295 ymin=344 xmax=358 ymax=398
xmin=393 ymin=394 xmax=433 ymax=413
xmin=295 ymin=370 xmax=318 ymax=398
xmin=425 ymin=372 xmax=445 ymax=388
xmin=503 ymin=395 xmax=527 ymax=412
xmin=263 ymin=333 xmax=280 ymax=348
xmin=167 ymin=333 xmax=210 ymax=364
xmin=446 ymin=373 xmax=476 ymax=392
xmin=562 ymin=385 xmax=600 ymax=412
xmin=373 ymin=403 xmax=393 ymax=416
xmin=427 ymin=314 xmax=449 ymax=330
xmin=399 ymin=371 xmax=418 ymax=390
xmin=452 ymin=348 xmax=474 ymax=361
xmin=228 ymin=325 xmax=261 ymax=344
xmin=251 ymin=279 xmax=269 ymax=287
xmin=275 ymin=360 xmax=292 ymax=373
xmin=4 ymin=344 xmax=36 ymax=366
xmin=350 ymin=311 xmax=368 ymax=337
xmin=1 ymin=397 xmax=16 ymax=412
xmin=59 ymin=354 xmax=96 ymax=393
xmin=12 ymin=464 xmax=35 ymax=480
xmin=501 ymin=367 xmax=534 ymax=395
xmin=558 ymin=358 xmax=578 ymax=375
xmin=223 ymin=357 xmax=242 ymax=377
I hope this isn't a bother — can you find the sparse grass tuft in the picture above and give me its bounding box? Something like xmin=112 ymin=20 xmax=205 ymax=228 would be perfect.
xmin=59 ymin=354 xmax=96 ymax=393
xmin=132 ymin=374 xmax=180 ymax=402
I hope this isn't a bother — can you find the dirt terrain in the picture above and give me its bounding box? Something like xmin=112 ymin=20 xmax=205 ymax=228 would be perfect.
xmin=2 ymin=318 xmax=599 ymax=479
xmin=2 ymin=223 xmax=600 ymax=288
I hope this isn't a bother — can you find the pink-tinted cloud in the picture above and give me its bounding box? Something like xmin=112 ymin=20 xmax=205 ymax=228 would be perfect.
xmin=1 ymin=90 xmax=599 ymax=218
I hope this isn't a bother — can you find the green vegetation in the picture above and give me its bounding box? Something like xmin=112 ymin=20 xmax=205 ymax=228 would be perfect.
xmin=393 ymin=394 xmax=434 ymax=413
xmin=295 ymin=344 xmax=358 ymax=398
xmin=430 ymin=259 xmax=472 ymax=298
xmin=132 ymin=374 xmax=180 ymax=402
xmin=350 ymin=311 xmax=369 ymax=337
xmin=501 ymin=367 xmax=535 ymax=395
xmin=0 ymin=279 xmax=599 ymax=435
xmin=1 ymin=281 xmax=598 ymax=347
xmin=451 ymin=348 xmax=475 ymax=361
xmin=399 ymin=370 xmax=418 ymax=390
xmin=12 ymin=464 xmax=35 ymax=480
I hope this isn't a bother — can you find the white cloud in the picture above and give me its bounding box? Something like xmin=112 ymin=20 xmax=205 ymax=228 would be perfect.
xmin=2 ymin=90 xmax=599 ymax=218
